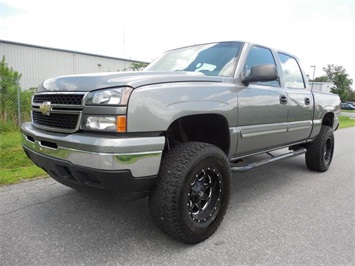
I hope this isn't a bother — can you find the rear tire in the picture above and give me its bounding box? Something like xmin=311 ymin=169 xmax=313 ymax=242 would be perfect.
xmin=305 ymin=125 xmax=334 ymax=172
xmin=149 ymin=142 xmax=231 ymax=244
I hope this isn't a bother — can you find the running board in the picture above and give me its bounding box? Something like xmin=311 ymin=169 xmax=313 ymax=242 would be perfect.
xmin=230 ymin=148 xmax=306 ymax=172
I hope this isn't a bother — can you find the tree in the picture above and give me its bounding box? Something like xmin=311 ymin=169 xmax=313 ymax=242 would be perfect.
xmin=324 ymin=65 xmax=353 ymax=102
xmin=314 ymin=64 xmax=353 ymax=102
xmin=130 ymin=62 xmax=149 ymax=71
xmin=313 ymin=76 xmax=328 ymax=82
xmin=322 ymin=64 xmax=347 ymax=82
xmin=331 ymin=73 xmax=353 ymax=102
xmin=117 ymin=62 xmax=149 ymax=72
xmin=348 ymin=90 xmax=355 ymax=102
xmin=0 ymin=56 xmax=22 ymax=121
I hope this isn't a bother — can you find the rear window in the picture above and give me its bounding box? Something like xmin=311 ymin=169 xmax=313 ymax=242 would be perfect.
xmin=278 ymin=53 xmax=305 ymax=88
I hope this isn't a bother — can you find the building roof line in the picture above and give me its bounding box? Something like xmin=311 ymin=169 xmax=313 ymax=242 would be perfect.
xmin=0 ymin=39 xmax=147 ymax=63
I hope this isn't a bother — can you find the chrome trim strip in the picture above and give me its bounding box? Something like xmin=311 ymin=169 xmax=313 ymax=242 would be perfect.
xmin=32 ymin=92 xmax=88 ymax=108
xmin=32 ymin=104 xmax=83 ymax=109
xmin=287 ymin=120 xmax=313 ymax=132
xmin=241 ymin=128 xmax=287 ymax=138
xmin=21 ymin=122 xmax=165 ymax=153
xmin=32 ymin=92 xmax=87 ymax=95
xmin=313 ymin=119 xmax=322 ymax=125
xmin=288 ymin=126 xmax=311 ymax=132
xmin=22 ymin=133 xmax=162 ymax=177
xmin=32 ymin=108 xmax=82 ymax=114
xmin=239 ymin=123 xmax=288 ymax=139
xmin=239 ymin=120 xmax=314 ymax=138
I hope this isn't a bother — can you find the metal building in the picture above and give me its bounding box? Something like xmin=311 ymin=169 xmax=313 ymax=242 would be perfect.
xmin=310 ymin=82 xmax=335 ymax=94
xmin=1 ymin=39 xmax=146 ymax=90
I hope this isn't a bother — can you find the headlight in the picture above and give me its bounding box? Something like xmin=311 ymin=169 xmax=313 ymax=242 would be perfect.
xmin=86 ymin=87 xmax=133 ymax=105
xmin=82 ymin=115 xmax=127 ymax=132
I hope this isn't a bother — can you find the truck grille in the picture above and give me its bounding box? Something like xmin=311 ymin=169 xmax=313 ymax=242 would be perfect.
xmin=32 ymin=112 xmax=79 ymax=130
xmin=33 ymin=94 xmax=84 ymax=105
xmin=32 ymin=93 xmax=85 ymax=133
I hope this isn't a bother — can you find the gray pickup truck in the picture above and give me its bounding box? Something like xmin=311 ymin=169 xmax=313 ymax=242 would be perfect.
xmin=21 ymin=41 xmax=340 ymax=244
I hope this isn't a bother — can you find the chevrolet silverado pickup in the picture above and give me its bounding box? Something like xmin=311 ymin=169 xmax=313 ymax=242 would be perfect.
xmin=21 ymin=41 xmax=341 ymax=244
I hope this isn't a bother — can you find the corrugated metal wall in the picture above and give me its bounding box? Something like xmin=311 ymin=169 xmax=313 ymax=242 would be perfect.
xmin=1 ymin=40 xmax=143 ymax=90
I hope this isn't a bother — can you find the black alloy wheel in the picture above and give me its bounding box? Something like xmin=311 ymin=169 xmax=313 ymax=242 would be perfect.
xmin=188 ymin=167 xmax=222 ymax=223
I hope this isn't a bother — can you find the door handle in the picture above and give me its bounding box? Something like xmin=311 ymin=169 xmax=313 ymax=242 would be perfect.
xmin=305 ymin=97 xmax=311 ymax=105
xmin=280 ymin=95 xmax=288 ymax=105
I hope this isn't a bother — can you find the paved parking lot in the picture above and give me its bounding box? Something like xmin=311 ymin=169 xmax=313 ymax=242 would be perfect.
xmin=341 ymin=111 xmax=355 ymax=118
xmin=1 ymin=127 xmax=354 ymax=265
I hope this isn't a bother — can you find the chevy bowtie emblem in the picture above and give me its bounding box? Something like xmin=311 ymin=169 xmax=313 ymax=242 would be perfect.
xmin=39 ymin=101 xmax=52 ymax=115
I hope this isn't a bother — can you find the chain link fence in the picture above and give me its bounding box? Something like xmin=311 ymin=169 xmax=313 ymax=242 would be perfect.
xmin=0 ymin=77 xmax=33 ymax=132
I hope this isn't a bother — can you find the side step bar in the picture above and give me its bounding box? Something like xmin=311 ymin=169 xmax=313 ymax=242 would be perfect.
xmin=230 ymin=148 xmax=306 ymax=172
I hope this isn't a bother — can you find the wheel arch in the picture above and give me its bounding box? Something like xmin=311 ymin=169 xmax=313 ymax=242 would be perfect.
xmin=164 ymin=114 xmax=230 ymax=156
xmin=322 ymin=112 xmax=335 ymax=128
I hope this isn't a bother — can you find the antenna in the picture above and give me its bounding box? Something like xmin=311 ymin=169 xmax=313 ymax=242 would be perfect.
xmin=123 ymin=24 xmax=126 ymax=70
xmin=310 ymin=65 xmax=316 ymax=90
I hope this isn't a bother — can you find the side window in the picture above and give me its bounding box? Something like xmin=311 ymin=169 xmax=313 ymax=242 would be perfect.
xmin=244 ymin=46 xmax=279 ymax=87
xmin=278 ymin=53 xmax=305 ymax=88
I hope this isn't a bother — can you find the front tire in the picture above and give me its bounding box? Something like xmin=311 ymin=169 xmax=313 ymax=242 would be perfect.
xmin=149 ymin=142 xmax=231 ymax=244
xmin=305 ymin=125 xmax=334 ymax=172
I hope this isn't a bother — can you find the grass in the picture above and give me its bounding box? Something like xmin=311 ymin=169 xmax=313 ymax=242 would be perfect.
xmin=0 ymin=131 xmax=46 ymax=186
xmin=1 ymin=115 xmax=354 ymax=186
xmin=339 ymin=115 xmax=355 ymax=129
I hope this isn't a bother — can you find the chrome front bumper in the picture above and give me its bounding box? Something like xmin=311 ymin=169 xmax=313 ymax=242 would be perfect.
xmin=21 ymin=122 xmax=165 ymax=177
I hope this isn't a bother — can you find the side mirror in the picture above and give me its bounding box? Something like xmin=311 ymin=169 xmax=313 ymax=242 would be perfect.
xmin=242 ymin=64 xmax=278 ymax=85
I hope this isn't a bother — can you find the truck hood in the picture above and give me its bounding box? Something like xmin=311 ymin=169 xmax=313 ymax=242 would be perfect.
xmin=38 ymin=71 xmax=225 ymax=92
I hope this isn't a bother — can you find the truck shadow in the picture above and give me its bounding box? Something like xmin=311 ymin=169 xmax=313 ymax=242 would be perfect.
xmin=30 ymin=155 xmax=319 ymax=263
xmin=229 ymin=155 xmax=313 ymax=209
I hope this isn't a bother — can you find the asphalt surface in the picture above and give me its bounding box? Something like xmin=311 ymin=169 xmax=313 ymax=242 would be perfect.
xmin=1 ymin=128 xmax=354 ymax=266
xmin=341 ymin=111 xmax=355 ymax=118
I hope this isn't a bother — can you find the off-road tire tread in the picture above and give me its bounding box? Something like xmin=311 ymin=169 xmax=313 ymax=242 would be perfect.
xmin=305 ymin=125 xmax=334 ymax=172
xmin=149 ymin=142 xmax=230 ymax=244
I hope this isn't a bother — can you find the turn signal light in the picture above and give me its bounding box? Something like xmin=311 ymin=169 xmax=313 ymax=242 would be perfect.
xmin=117 ymin=116 xmax=127 ymax=132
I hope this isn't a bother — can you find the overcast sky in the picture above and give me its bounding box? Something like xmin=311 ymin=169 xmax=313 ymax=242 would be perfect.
xmin=1 ymin=0 xmax=354 ymax=83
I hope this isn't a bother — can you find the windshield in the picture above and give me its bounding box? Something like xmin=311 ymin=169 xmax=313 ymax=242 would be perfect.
xmin=145 ymin=42 xmax=243 ymax=77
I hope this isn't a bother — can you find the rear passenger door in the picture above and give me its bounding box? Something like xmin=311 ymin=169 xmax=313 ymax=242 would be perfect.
xmin=236 ymin=46 xmax=289 ymax=156
xmin=277 ymin=53 xmax=313 ymax=143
